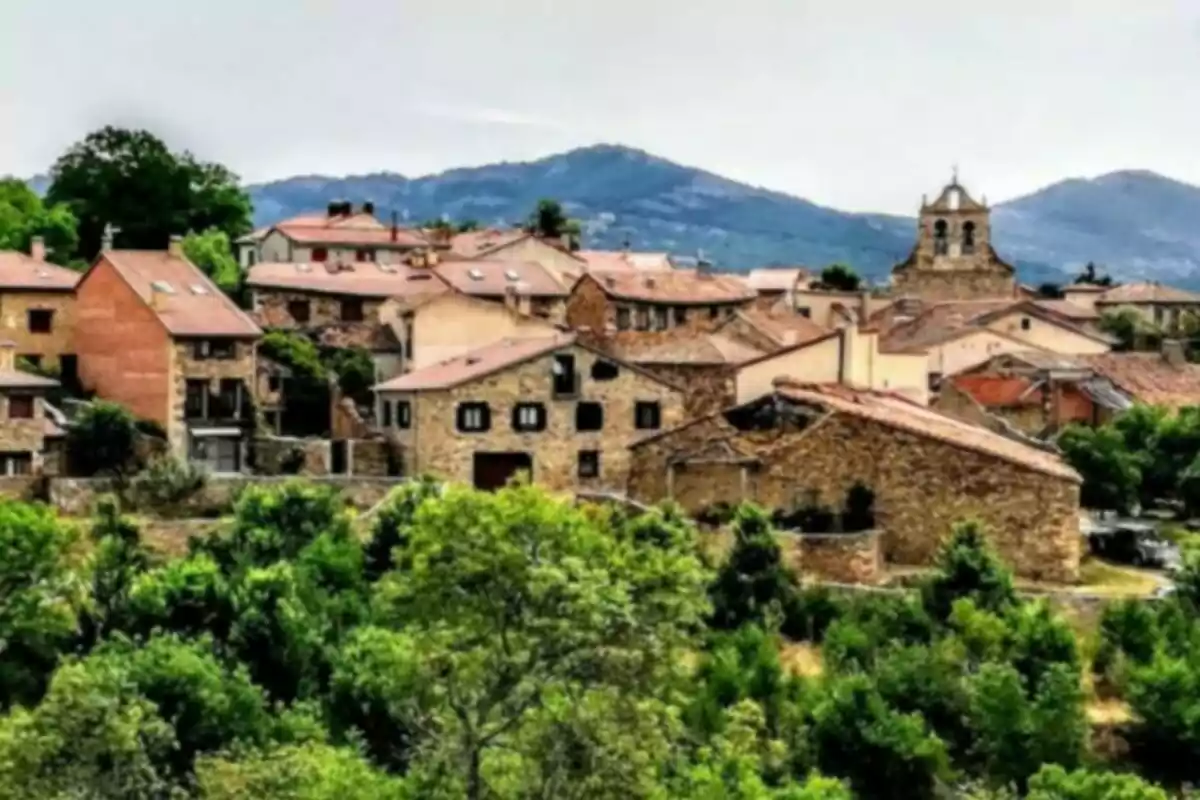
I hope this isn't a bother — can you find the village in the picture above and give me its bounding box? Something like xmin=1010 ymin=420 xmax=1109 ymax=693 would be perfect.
xmin=0 ymin=176 xmax=1192 ymax=590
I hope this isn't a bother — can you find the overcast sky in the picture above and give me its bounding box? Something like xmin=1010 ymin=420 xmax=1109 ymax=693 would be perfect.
xmin=3 ymin=0 xmax=1199 ymax=214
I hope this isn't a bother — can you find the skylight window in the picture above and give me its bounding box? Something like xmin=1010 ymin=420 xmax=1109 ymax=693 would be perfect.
xmin=297 ymin=264 xmax=312 ymax=273
xmin=150 ymin=280 xmax=175 ymax=294
xmin=504 ymin=270 xmax=520 ymax=282
xmin=189 ymin=284 xmax=209 ymax=295
xmin=468 ymin=269 xmax=485 ymax=281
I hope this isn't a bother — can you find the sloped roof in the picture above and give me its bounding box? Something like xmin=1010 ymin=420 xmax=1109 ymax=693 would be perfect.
xmin=0 ymin=370 xmax=59 ymax=390
xmin=1078 ymin=352 xmax=1200 ymax=410
xmin=435 ymin=259 xmax=567 ymax=298
xmin=0 ymin=253 xmax=80 ymax=291
xmin=576 ymin=251 xmax=673 ymax=272
xmin=273 ymin=212 xmax=429 ymax=248
xmin=614 ymin=332 xmax=765 ymax=366
xmin=1034 ymin=299 xmax=1101 ymax=321
xmin=880 ymin=300 xmax=1017 ymax=352
xmin=746 ymin=268 xmax=809 ymax=292
xmin=586 ymin=269 xmax=756 ymax=305
xmin=732 ymin=307 xmax=830 ymax=348
xmin=376 ymin=334 xmax=575 ymax=392
xmin=95 ymin=250 xmax=262 ymax=338
xmin=448 ymin=229 xmax=531 ymax=258
xmin=951 ymin=375 xmax=1044 ymax=408
xmin=1097 ymin=281 xmax=1200 ymax=304
xmin=247 ymin=261 xmax=447 ymax=298
xmin=776 ymin=381 xmax=1078 ymax=481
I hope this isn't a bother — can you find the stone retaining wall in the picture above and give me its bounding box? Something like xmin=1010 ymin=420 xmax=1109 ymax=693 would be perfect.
xmin=780 ymin=530 xmax=882 ymax=585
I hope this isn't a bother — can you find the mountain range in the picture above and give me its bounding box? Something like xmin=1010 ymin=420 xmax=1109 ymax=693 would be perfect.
xmin=162 ymin=144 xmax=1200 ymax=287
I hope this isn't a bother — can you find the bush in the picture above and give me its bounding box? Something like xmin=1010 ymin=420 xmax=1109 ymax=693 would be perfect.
xmin=128 ymin=456 xmax=207 ymax=512
xmin=67 ymin=400 xmax=139 ymax=478
xmin=709 ymin=504 xmax=798 ymax=630
xmin=921 ymin=521 xmax=1016 ymax=622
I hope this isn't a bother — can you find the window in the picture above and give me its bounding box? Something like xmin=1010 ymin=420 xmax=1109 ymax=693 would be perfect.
xmin=615 ymin=307 xmax=632 ymax=331
xmin=933 ymin=219 xmax=949 ymax=256
xmin=27 ymin=309 xmax=52 ymax=334
xmin=212 ymin=379 xmax=241 ymax=418
xmin=708 ymin=306 xmax=720 ymax=320
xmin=0 ymin=452 xmax=32 ymax=476
xmin=288 ymin=300 xmax=311 ymax=324
xmin=341 ymin=298 xmax=365 ymax=322
xmin=1020 ymin=317 xmax=1031 ymax=331
xmin=962 ymin=221 xmax=976 ymax=255
xmin=928 ymin=372 xmax=943 ymax=392
xmin=635 ymin=401 xmax=662 ymax=430
xmin=20 ymin=354 xmax=40 ymax=369
xmin=512 ymin=402 xmax=547 ymax=432
xmin=185 ymin=379 xmax=207 ymax=419
xmin=396 ymin=400 xmax=412 ymax=430
xmin=653 ymin=306 xmax=669 ymax=330
xmin=552 ymin=354 xmax=578 ymax=397
xmin=7 ymin=395 xmax=33 ymax=419
xmin=355 ymin=249 xmax=375 ymax=262
xmin=575 ymin=402 xmax=603 ymax=432
xmin=674 ymin=306 xmax=688 ymax=326
xmin=797 ymin=307 xmax=812 ymax=318
xmin=634 ymin=307 xmax=650 ymax=331
xmin=59 ymin=355 xmax=77 ymax=385
xmin=457 ymin=402 xmax=491 ymax=432
xmin=381 ymin=400 xmax=392 ymax=428
xmin=591 ymin=360 xmax=619 ymax=381
xmin=578 ymin=450 xmax=600 ymax=479
xmin=267 ymin=375 xmax=282 ymax=393
xmin=194 ymin=339 xmax=236 ymax=360
xmin=312 ymin=247 xmax=329 ymax=262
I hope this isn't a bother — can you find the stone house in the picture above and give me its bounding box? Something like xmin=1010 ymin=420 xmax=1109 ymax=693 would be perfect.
xmin=237 ymin=202 xmax=432 ymax=267
xmin=74 ymin=239 xmax=263 ymax=473
xmin=791 ymin=288 xmax=895 ymax=329
xmin=566 ymin=269 xmax=758 ymax=336
xmin=891 ymin=179 xmax=1020 ymax=301
xmin=373 ymin=332 xmax=684 ymax=492
xmin=716 ymin=306 xmax=831 ymax=353
xmin=379 ymin=289 xmax=560 ymax=374
xmin=0 ymin=341 xmax=61 ymax=476
xmin=627 ymin=380 xmax=1083 ymax=582
xmin=0 ymin=237 xmax=81 ymax=376
xmin=1091 ymin=282 xmax=1200 ymax=331
xmin=433 ymin=258 xmax=569 ymax=322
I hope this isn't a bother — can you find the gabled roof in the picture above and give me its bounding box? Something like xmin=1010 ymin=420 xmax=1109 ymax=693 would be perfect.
xmin=729 ymin=307 xmax=831 ymax=348
xmin=247 ymin=261 xmax=447 ymax=298
xmin=272 ymin=212 xmax=429 ymax=248
xmin=746 ymin=267 xmax=809 ymax=292
xmin=1034 ymin=299 xmax=1101 ymax=322
xmin=576 ymin=251 xmax=673 ymax=272
xmin=880 ymin=300 xmax=1016 ymax=352
xmin=613 ymin=332 xmax=765 ymax=366
xmin=922 ymin=180 xmax=988 ymax=212
xmin=87 ymin=250 xmax=261 ymax=338
xmin=584 ymin=269 xmax=756 ymax=305
xmin=1097 ymin=281 xmax=1200 ymax=304
xmin=374 ymin=332 xmax=680 ymax=393
xmin=0 ymin=253 xmax=80 ymax=291
xmin=435 ymin=259 xmax=567 ymax=298
xmin=1078 ymin=352 xmax=1200 ymax=410
xmin=448 ymin=229 xmax=531 ymax=258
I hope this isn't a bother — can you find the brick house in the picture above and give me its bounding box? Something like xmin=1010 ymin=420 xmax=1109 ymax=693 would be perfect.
xmin=0 ymin=341 xmax=60 ymax=476
xmin=0 ymin=237 xmax=81 ymax=376
xmin=373 ymin=332 xmax=684 ymax=492
xmin=566 ymin=269 xmax=757 ymax=335
xmin=75 ymin=240 xmax=263 ymax=473
xmin=628 ymin=380 xmax=1083 ymax=582
xmin=238 ymin=202 xmax=432 ymax=267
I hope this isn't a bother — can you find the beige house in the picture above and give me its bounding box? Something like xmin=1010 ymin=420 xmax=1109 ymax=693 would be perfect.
xmin=792 ymin=288 xmax=894 ymax=329
xmin=373 ymin=333 xmax=684 ymax=492
xmin=240 ymin=203 xmax=431 ymax=267
xmin=0 ymin=238 xmax=81 ymax=376
xmin=1092 ymin=282 xmax=1200 ymax=330
xmin=744 ymin=268 xmax=811 ymax=310
xmin=451 ymin=229 xmax=587 ymax=283
xmin=628 ymin=381 xmax=1082 ymax=583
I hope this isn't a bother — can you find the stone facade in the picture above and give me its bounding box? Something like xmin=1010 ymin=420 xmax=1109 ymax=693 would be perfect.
xmin=566 ymin=275 xmax=748 ymax=336
xmin=253 ymin=435 xmax=331 ymax=475
xmin=628 ymin=404 xmax=1082 ymax=582
xmin=253 ymin=288 xmax=388 ymax=331
xmin=779 ymin=531 xmax=883 ymax=585
xmin=0 ymin=290 xmax=77 ymax=370
xmin=167 ymin=339 xmax=257 ymax=456
xmin=891 ymin=181 xmax=1017 ymax=302
xmin=0 ymin=390 xmax=53 ymax=472
xmin=635 ymin=362 xmax=736 ymax=418
xmin=380 ymin=343 xmax=684 ymax=492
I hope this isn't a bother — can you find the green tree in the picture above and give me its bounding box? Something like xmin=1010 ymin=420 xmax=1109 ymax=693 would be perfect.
xmin=1037 ymin=282 xmax=1065 ymax=299
xmin=323 ymin=345 xmax=376 ymax=406
xmin=1058 ymin=424 xmax=1143 ymax=512
xmin=260 ymin=330 xmax=332 ymax=436
xmin=921 ymin=521 xmax=1016 ymax=622
xmin=182 ymin=228 xmax=241 ymax=294
xmin=0 ymin=178 xmax=78 ymax=265
xmin=1026 ymin=765 xmax=1168 ymax=800
xmin=363 ymin=477 xmax=443 ymax=581
xmin=81 ymin=497 xmax=152 ymax=644
xmin=525 ymin=199 xmax=581 ymax=247
xmin=0 ymin=501 xmax=81 ymax=710
xmin=1074 ymin=262 xmax=1114 ymax=287
xmin=47 ymin=126 xmax=252 ymax=260
xmin=709 ymin=504 xmax=799 ymax=631
xmin=196 ymin=741 xmax=411 ymax=800
xmin=66 ymin=400 xmax=140 ymax=478
xmin=1098 ymin=309 xmax=1152 ymax=352
xmin=372 ymin=482 xmax=710 ymax=799
xmin=817 ymin=264 xmax=861 ymax=292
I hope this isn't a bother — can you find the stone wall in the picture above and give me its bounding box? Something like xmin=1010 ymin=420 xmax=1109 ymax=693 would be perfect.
xmin=0 ymin=475 xmax=42 ymax=501
xmin=628 ymin=410 xmax=1082 ymax=582
xmin=892 ymin=268 xmax=1016 ymax=302
xmin=254 ymin=288 xmax=387 ymax=330
xmin=168 ymin=340 xmax=257 ymax=455
xmin=253 ymin=435 xmax=331 ymax=475
xmin=0 ymin=290 xmax=77 ymax=368
xmin=351 ymin=438 xmax=398 ymax=477
xmin=635 ymin=363 xmax=736 ymax=417
xmin=0 ymin=392 xmax=51 ymax=463
xmin=779 ymin=530 xmax=883 ymax=585
xmin=384 ymin=343 xmax=685 ymax=492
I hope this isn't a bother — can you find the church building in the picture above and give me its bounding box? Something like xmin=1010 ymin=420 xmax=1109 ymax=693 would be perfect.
xmin=891 ymin=178 xmax=1018 ymax=301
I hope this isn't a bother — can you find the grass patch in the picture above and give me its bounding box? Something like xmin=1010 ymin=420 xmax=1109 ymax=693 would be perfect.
xmin=1074 ymin=558 xmax=1165 ymax=597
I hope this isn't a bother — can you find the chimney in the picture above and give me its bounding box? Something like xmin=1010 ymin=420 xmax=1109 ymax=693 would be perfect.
xmin=0 ymin=342 xmax=14 ymax=373
xmin=504 ymin=285 xmax=532 ymax=317
xmin=28 ymin=236 xmax=46 ymax=263
xmin=1162 ymin=338 xmax=1187 ymax=368
xmin=100 ymin=227 xmax=114 ymax=253
xmin=391 ymin=210 xmax=399 ymax=243
xmin=327 ymin=200 xmax=341 ymax=218
xmin=560 ymin=233 xmax=572 ymax=251
xmin=859 ymin=290 xmax=870 ymax=322
xmin=167 ymin=234 xmax=184 ymax=258
xmin=362 ymin=200 xmax=375 ymax=217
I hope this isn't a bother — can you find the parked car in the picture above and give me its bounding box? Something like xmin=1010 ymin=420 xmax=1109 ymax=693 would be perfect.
xmin=1085 ymin=517 xmax=1181 ymax=569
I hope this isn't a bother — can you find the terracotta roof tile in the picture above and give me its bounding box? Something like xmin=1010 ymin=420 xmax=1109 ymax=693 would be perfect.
xmin=375 ymin=333 xmax=576 ymax=392
xmin=777 ymin=381 xmax=1078 ymax=481
xmin=0 ymin=369 xmax=59 ymax=390
xmin=734 ymin=307 xmax=830 ymax=348
xmin=588 ymin=269 xmax=756 ymax=305
xmin=615 ymin=333 xmax=765 ymax=366
xmin=881 ymin=300 xmax=1016 ymax=351
xmin=274 ymin=213 xmax=429 ymax=248
xmin=448 ymin=229 xmax=530 ymax=258
xmin=1099 ymin=282 xmax=1200 ymax=304
xmin=247 ymin=261 xmax=447 ymax=298
xmin=0 ymin=253 xmax=80 ymax=291
xmin=435 ymin=259 xmax=567 ymax=298
xmin=99 ymin=250 xmax=262 ymax=338
xmin=577 ymin=251 xmax=673 ymax=272
xmin=1078 ymin=352 xmax=1200 ymax=410
xmin=1034 ymin=299 xmax=1100 ymax=321
xmin=951 ymin=375 xmax=1043 ymax=407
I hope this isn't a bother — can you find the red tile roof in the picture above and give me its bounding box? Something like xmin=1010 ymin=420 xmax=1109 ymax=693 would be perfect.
xmin=951 ymin=375 xmax=1043 ymax=407
xmin=1098 ymin=282 xmax=1200 ymax=304
xmin=881 ymin=300 xmax=1016 ymax=352
xmin=587 ymin=269 xmax=757 ymax=305
xmin=733 ymin=307 xmax=830 ymax=348
xmin=375 ymin=334 xmax=576 ymax=392
xmin=776 ymin=381 xmax=1078 ymax=481
xmin=274 ymin=213 xmax=430 ymax=248
xmin=1079 ymin=352 xmax=1200 ymax=410
xmin=448 ymin=229 xmax=530 ymax=258
xmin=0 ymin=253 xmax=80 ymax=291
xmin=435 ymin=259 xmax=567 ymax=298
xmin=576 ymin=251 xmax=673 ymax=272
xmin=247 ymin=261 xmax=447 ymax=298
xmin=97 ymin=250 xmax=262 ymax=338
xmin=614 ymin=333 xmax=764 ymax=366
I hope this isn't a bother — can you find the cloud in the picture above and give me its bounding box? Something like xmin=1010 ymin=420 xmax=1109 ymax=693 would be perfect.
xmin=411 ymin=103 xmax=565 ymax=130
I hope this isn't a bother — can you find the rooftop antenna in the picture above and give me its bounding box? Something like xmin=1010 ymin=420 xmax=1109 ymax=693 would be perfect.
xmin=951 ymin=163 xmax=960 ymax=186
